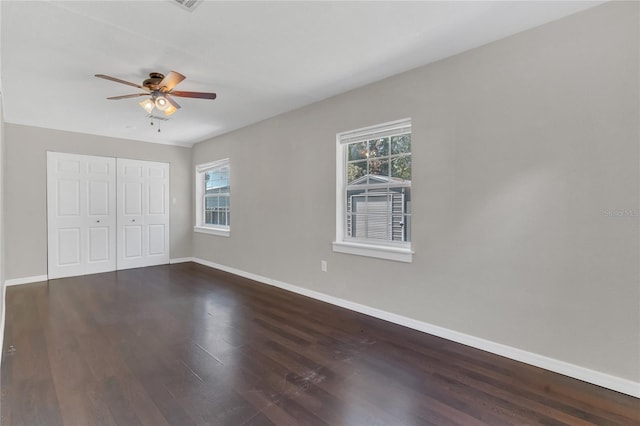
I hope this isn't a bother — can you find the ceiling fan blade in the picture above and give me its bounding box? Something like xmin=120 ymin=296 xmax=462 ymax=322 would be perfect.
xmin=106 ymin=93 xmax=148 ymax=100
xmin=166 ymin=95 xmax=181 ymax=109
xmin=159 ymin=71 xmax=186 ymax=91
xmin=171 ymin=91 xmax=217 ymax=100
xmin=95 ymin=74 xmax=148 ymax=90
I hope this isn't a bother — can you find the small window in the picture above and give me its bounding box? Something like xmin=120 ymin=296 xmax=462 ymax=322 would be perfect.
xmin=195 ymin=159 xmax=230 ymax=236
xmin=333 ymin=119 xmax=413 ymax=262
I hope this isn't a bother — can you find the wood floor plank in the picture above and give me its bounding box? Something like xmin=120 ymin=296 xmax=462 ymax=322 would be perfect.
xmin=366 ymin=339 xmax=602 ymax=425
xmin=135 ymin=374 xmax=199 ymax=426
xmin=3 ymin=379 xmax=64 ymax=426
xmin=2 ymin=262 xmax=638 ymax=426
xmin=55 ymin=387 xmax=118 ymax=426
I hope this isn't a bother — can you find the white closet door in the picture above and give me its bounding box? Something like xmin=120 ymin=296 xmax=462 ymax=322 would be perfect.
xmin=47 ymin=152 xmax=117 ymax=279
xmin=117 ymin=158 xmax=170 ymax=270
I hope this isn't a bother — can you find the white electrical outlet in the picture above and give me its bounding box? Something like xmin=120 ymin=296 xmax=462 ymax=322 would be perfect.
xmin=321 ymin=260 xmax=328 ymax=272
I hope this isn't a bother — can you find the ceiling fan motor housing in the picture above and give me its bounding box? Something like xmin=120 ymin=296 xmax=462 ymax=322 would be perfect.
xmin=143 ymin=72 xmax=165 ymax=90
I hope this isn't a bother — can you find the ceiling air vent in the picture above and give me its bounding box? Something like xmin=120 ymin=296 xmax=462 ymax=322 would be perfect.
xmin=170 ymin=0 xmax=202 ymax=12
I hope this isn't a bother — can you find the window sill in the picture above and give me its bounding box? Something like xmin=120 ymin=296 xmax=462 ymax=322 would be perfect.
xmin=194 ymin=226 xmax=230 ymax=237
xmin=332 ymin=241 xmax=413 ymax=263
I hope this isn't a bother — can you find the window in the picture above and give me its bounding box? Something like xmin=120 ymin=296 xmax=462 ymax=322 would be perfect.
xmin=194 ymin=159 xmax=230 ymax=236
xmin=333 ymin=118 xmax=413 ymax=262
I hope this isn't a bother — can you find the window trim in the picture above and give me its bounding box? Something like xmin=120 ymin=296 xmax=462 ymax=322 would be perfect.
xmin=333 ymin=118 xmax=413 ymax=263
xmin=194 ymin=158 xmax=230 ymax=237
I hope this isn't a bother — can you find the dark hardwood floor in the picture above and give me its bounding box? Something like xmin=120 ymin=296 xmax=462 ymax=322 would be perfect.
xmin=1 ymin=263 xmax=638 ymax=425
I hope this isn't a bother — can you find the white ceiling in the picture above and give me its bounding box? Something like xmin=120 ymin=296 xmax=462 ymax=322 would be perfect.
xmin=1 ymin=1 xmax=603 ymax=147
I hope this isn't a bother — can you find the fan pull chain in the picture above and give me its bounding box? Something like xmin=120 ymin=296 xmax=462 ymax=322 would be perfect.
xmin=148 ymin=117 xmax=161 ymax=133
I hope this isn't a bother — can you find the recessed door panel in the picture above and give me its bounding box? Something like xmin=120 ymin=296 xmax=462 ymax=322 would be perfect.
xmin=124 ymin=182 xmax=142 ymax=215
xmin=57 ymin=228 xmax=80 ymax=266
xmin=124 ymin=165 xmax=143 ymax=178
xmin=57 ymin=159 xmax=81 ymax=174
xmin=148 ymin=224 xmax=165 ymax=256
xmin=148 ymin=166 xmax=165 ymax=179
xmin=148 ymin=183 xmax=165 ymax=215
xmin=58 ymin=180 xmax=80 ymax=216
xmin=88 ymin=160 xmax=109 ymax=175
xmin=124 ymin=226 xmax=143 ymax=258
xmin=88 ymin=227 xmax=110 ymax=262
xmin=88 ymin=181 xmax=109 ymax=216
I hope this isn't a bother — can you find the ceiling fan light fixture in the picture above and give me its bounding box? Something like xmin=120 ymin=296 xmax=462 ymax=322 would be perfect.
xmin=139 ymin=98 xmax=155 ymax=113
xmin=96 ymin=71 xmax=216 ymax=120
xmin=155 ymin=95 xmax=169 ymax=111
xmin=164 ymin=104 xmax=177 ymax=116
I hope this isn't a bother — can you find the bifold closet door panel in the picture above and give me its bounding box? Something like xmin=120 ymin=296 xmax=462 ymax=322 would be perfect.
xmin=116 ymin=158 xmax=170 ymax=270
xmin=47 ymin=152 xmax=117 ymax=279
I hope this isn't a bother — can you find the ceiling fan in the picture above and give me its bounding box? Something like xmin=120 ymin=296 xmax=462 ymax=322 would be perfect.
xmin=95 ymin=71 xmax=217 ymax=116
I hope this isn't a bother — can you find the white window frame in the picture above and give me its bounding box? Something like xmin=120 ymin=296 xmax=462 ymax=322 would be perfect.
xmin=333 ymin=118 xmax=413 ymax=263
xmin=194 ymin=158 xmax=231 ymax=237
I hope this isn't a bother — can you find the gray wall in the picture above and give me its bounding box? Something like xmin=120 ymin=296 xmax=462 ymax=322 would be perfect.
xmin=4 ymin=124 xmax=193 ymax=280
xmin=192 ymin=2 xmax=639 ymax=382
xmin=0 ymin=0 xmax=4 ymax=355
xmin=0 ymin=93 xmax=5 ymax=345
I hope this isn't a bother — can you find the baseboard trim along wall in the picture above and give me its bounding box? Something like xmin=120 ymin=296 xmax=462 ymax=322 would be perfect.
xmin=188 ymin=257 xmax=640 ymax=398
xmin=0 ymin=283 xmax=6 ymax=356
xmin=170 ymin=258 xmax=194 ymax=264
xmin=5 ymin=274 xmax=49 ymax=286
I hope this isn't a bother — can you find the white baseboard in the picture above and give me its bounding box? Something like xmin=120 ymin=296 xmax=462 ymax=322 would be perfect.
xmin=189 ymin=257 xmax=640 ymax=398
xmin=5 ymin=275 xmax=49 ymax=286
xmin=170 ymin=257 xmax=194 ymax=264
xmin=0 ymin=282 xmax=6 ymax=356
